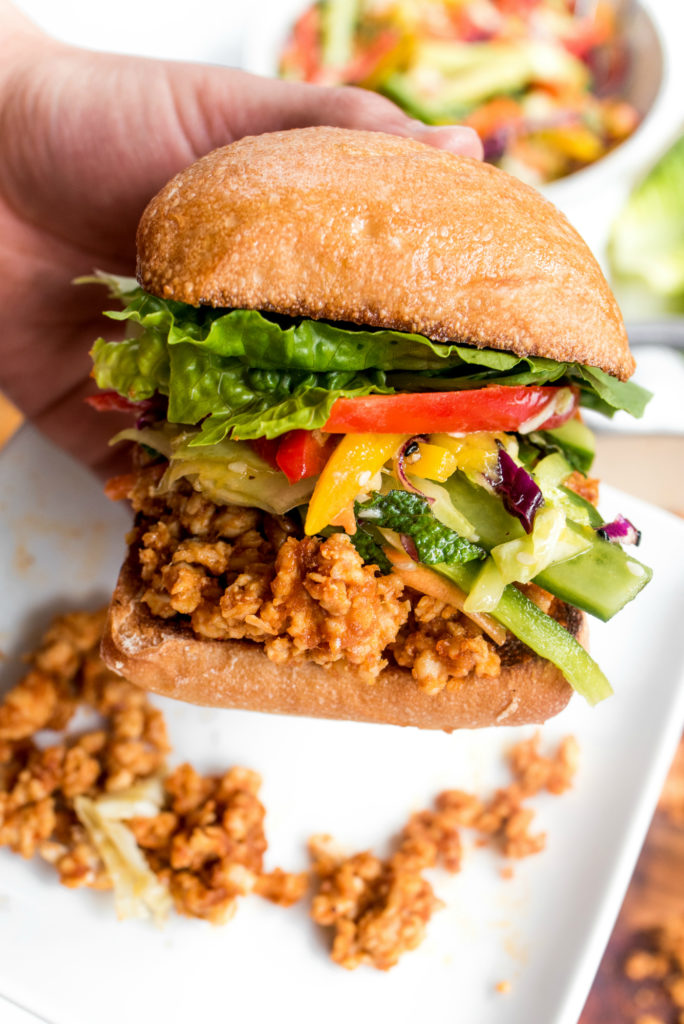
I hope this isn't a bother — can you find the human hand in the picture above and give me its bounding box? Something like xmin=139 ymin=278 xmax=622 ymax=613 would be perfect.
xmin=0 ymin=2 xmax=481 ymax=475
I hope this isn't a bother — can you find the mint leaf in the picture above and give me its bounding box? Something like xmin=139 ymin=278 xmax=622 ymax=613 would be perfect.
xmin=355 ymin=490 xmax=485 ymax=566
xmin=349 ymin=529 xmax=393 ymax=574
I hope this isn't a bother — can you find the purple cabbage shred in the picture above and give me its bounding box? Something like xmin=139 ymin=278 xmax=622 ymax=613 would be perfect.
xmin=400 ymin=534 xmax=419 ymax=561
xmin=597 ymin=514 xmax=641 ymax=546
xmin=493 ymin=447 xmax=544 ymax=534
xmin=136 ymin=394 xmax=168 ymax=430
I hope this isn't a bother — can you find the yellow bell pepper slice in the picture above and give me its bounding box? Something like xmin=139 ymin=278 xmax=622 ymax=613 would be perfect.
xmin=305 ymin=433 xmax=406 ymax=536
xmin=408 ymin=442 xmax=459 ymax=483
xmin=538 ymin=126 xmax=604 ymax=163
xmin=431 ymin=432 xmax=505 ymax=477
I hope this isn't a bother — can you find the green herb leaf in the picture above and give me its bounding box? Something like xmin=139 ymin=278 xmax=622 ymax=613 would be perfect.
xmin=355 ymin=490 xmax=485 ymax=566
xmin=349 ymin=529 xmax=393 ymax=574
xmin=577 ymin=365 xmax=652 ymax=419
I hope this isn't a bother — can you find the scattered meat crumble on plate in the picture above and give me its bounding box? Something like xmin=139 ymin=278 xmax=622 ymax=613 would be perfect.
xmin=0 ymin=609 xmax=306 ymax=923
xmin=0 ymin=607 xmax=577 ymax=969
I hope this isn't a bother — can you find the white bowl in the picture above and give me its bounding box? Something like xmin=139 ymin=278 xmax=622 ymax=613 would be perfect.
xmin=542 ymin=0 xmax=682 ymax=270
xmin=240 ymin=0 xmax=683 ymax=268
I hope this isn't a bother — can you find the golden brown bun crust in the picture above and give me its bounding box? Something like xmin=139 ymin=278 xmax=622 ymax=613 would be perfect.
xmin=102 ymin=550 xmax=580 ymax=730
xmin=137 ymin=127 xmax=634 ymax=380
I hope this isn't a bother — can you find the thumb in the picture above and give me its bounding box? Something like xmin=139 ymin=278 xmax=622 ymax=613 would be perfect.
xmin=175 ymin=68 xmax=484 ymax=161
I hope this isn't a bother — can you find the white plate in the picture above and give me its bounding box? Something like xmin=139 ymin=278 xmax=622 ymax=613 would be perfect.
xmin=2 ymin=424 xmax=684 ymax=1024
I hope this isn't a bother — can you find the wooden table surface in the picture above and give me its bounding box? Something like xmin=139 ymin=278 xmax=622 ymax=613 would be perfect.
xmin=1 ymin=394 xmax=682 ymax=1021
xmin=0 ymin=392 xmax=23 ymax=450
xmin=580 ymin=434 xmax=684 ymax=1023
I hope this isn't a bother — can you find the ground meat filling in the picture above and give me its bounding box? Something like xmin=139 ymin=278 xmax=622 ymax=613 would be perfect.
xmin=391 ymin=595 xmax=501 ymax=694
xmin=129 ymin=473 xmax=503 ymax=691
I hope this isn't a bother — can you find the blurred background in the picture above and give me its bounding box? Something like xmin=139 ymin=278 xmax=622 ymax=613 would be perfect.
xmin=5 ymin=1 xmax=684 ymax=1018
xmin=5 ymin=0 xmax=684 ymax=487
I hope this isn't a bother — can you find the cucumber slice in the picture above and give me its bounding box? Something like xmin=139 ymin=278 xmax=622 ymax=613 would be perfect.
xmin=443 ymin=472 xmax=524 ymax=548
xmin=536 ymin=523 xmax=652 ymax=622
xmin=540 ymin=419 xmax=596 ymax=474
xmin=435 ymin=561 xmax=612 ymax=705
xmin=558 ymin=484 xmax=603 ymax=529
xmin=532 ymin=451 xmax=574 ymax=494
xmin=442 ymin=472 xmax=651 ymax=620
xmin=380 ymin=73 xmax=461 ymax=124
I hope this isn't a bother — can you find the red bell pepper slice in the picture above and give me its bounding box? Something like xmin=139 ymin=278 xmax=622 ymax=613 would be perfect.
xmin=275 ymin=430 xmax=338 ymax=484
xmin=104 ymin=472 xmax=137 ymax=501
xmin=85 ymin=391 xmax=143 ymax=414
xmin=248 ymin=431 xmax=338 ymax=482
xmin=323 ymin=385 xmax=577 ymax=434
xmin=249 ymin=436 xmax=281 ymax=470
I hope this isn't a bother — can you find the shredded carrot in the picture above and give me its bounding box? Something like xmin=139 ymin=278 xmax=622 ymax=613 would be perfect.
xmin=384 ymin=548 xmax=507 ymax=646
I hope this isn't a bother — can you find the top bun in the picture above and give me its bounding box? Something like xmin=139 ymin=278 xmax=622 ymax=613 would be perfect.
xmin=137 ymin=127 xmax=634 ymax=380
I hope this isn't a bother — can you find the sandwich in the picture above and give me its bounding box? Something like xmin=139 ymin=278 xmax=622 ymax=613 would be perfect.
xmin=89 ymin=127 xmax=651 ymax=730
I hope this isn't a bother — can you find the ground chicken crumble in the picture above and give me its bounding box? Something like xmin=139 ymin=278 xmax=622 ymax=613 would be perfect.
xmin=129 ymin=762 xmax=306 ymax=923
xmin=0 ymin=609 xmax=306 ymax=919
xmin=0 ymin=609 xmax=577 ymax=970
xmin=127 ymin=469 xmax=517 ymax=692
xmin=309 ymin=732 xmax=578 ymax=970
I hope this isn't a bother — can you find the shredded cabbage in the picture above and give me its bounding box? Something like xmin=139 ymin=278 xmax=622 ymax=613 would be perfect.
xmin=490 ymin=505 xmax=592 ymax=585
xmin=160 ymin=457 xmax=314 ymax=516
xmin=111 ymin=425 xmax=315 ymax=515
xmin=74 ymin=777 xmax=171 ymax=924
xmin=111 ymin=425 xmax=174 ymax=459
xmin=492 ymin=447 xmax=544 ymax=533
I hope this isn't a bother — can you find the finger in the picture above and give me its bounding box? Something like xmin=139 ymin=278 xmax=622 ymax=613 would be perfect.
xmin=187 ymin=70 xmax=483 ymax=160
xmin=395 ymin=122 xmax=484 ymax=160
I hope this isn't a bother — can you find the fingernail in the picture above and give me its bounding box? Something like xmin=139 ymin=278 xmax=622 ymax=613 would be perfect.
xmin=407 ymin=119 xmax=442 ymax=132
xmin=408 ymin=122 xmax=483 ymax=159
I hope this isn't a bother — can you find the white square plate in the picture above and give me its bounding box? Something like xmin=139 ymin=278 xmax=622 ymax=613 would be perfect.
xmin=2 ymin=424 xmax=684 ymax=1024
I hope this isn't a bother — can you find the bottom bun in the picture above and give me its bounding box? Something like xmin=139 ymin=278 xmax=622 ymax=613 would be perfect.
xmin=102 ymin=550 xmax=581 ymax=731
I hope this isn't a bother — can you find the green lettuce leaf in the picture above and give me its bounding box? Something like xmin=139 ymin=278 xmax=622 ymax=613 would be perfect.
xmin=91 ymin=334 xmax=169 ymax=401
xmin=188 ymin=374 xmax=390 ymax=445
xmin=576 ymin=365 xmax=652 ymax=418
xmin=89 ymin=274 xmax=651 ymax=442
